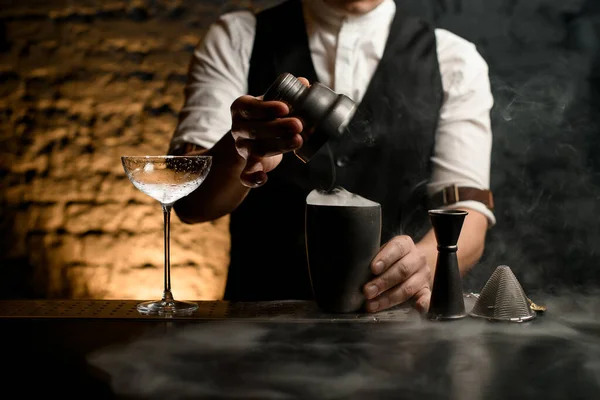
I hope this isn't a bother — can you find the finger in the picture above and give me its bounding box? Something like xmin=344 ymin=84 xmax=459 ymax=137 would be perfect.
xmin=370 ymin=236 xmax=414 ymax=275
xmin=365 ymin=270 xmax=431 ymax=313
xmin=413 ymin=287 xmax=431 ymax=314
xmin=297 ymin=77 xmax=310 ymax=87
xmin=236 ymin=134 xmax=303 ymax=159
xmin=364 ymin=249 xmax=423 ymax=299
xmin=231 ymin=95 xmax=289 ymax=120
xmin=232 ymin=117 xmax=303 ymax=140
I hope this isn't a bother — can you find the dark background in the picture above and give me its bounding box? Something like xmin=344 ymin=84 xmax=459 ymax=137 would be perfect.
xmin=0 ymin=0 xmax=599 ymax=299
xmin=406 ymin=0 xmax=600 ymax=294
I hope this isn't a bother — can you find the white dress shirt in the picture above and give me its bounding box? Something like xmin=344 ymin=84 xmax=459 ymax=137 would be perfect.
xmin=171 ymin=0 xmax=496 ymax=226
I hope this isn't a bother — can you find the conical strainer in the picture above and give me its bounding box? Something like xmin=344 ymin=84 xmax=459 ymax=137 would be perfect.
xmin=470 ymin=265 xmax=536 ymax=322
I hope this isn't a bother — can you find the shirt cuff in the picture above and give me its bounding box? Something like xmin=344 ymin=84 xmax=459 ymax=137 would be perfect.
xmin=434 ymin=200 xmax=496 ymax=228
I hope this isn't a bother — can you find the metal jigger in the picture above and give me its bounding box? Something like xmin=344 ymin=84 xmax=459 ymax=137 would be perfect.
xmin=427 ymin=209 xmax=468 ymax=320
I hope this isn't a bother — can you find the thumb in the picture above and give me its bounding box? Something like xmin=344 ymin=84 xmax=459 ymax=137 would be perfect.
xmin=240 ymin=154 xmax=283 ymax=188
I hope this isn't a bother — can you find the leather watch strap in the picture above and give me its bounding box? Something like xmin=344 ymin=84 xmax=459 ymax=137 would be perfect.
xmin=429 ymin=185 xmax=494 ymax=210
xmin=169 ymin=142 xmax=205 ymax=156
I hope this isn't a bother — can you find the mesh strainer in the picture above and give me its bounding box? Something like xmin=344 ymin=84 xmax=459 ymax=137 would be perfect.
xmin=470 ymin=265 xmax=536 ymax=322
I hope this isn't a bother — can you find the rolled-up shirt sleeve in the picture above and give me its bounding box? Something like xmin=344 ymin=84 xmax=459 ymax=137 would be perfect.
xmin=429 ymin=29 xmax=496 ymax=227
xmin=170 ymin=11 xmax=256 ymax=152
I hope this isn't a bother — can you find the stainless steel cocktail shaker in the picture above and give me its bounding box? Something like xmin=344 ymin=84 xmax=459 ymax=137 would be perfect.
xmin=263 ymin=73 xmax=356 ymax=163
xmin=305 ymin=196 xmax=381 ymax=313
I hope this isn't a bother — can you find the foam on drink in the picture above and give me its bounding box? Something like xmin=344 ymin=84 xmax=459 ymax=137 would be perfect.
xmin=306 ymin=187 xmax=379 ymax=207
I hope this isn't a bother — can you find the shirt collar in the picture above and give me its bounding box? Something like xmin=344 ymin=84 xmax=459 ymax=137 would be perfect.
xmin=303 ymin=0 xmax=396 ymax=30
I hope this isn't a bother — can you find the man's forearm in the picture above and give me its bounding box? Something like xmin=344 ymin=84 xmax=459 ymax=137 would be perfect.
xmin=416 ymin=208 xmax=489 ymax=282
xmin=173 ymin=132 xmax=250 ymax=224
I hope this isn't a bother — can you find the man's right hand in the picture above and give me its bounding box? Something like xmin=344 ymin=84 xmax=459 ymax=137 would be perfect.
xmin=230 ymin=78 xmax=309 ymax=188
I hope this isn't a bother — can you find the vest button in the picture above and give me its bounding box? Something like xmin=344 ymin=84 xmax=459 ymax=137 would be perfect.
xmin=336 ymin=156 xmax=349 ymax=167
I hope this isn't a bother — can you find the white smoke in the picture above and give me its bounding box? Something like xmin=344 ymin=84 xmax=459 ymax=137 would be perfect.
xmin=87 ymin=293 xmax=600 ymax=399
xmin=306 ymin=187 xmax=379 ymax=207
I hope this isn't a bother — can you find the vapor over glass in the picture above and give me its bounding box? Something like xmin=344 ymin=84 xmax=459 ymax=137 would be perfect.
xmin=121 ymin=155 xmax=212 ymax=315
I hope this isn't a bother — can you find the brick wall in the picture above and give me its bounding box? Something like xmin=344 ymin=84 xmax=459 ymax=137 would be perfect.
xmin=0 ymin=0 xmax=273 ymax=300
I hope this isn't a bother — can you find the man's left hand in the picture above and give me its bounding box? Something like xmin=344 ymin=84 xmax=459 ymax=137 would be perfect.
xmin=363 ymin=235 xmax=432 ymax=313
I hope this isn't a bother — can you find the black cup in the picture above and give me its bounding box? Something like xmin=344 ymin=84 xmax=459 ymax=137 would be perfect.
xmin=305 ymin=202 xmax=382 ymax=313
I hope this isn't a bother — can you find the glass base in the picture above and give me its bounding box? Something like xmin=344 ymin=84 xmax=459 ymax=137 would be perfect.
xmin=136 ymin=299 xmax=199 ymax=316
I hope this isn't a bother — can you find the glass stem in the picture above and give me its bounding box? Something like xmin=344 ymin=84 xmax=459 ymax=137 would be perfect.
xmin=162 ymin=203 xmax=174 ymax=303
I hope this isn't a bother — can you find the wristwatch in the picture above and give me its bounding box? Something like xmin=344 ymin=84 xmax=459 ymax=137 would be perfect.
xmin=169 ymin=142 xmax=204 ymax=156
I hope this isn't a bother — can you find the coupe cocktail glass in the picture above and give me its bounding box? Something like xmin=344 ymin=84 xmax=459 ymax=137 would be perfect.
xmin=121 ymin=155 xmax=212 ymax=316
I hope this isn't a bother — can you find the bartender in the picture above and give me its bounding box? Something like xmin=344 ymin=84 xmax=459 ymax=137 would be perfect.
xmin=169 ymin=0 xmax=495 ymax=313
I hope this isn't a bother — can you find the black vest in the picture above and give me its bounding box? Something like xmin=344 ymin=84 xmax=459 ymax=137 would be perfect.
xmin=224 ymin=0 xmax=443 ymax=301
